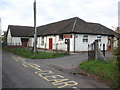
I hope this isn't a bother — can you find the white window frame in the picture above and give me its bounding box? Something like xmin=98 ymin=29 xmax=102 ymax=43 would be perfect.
xmin=97 ymin=35 xmax=102 ymax=42
xmin=59 ymin=34 xmax=64 ymax=41
xmin=41 ymin=36 xmax=44 ymax=45
xmin=83 ymin=35 xmax=88 ymax=43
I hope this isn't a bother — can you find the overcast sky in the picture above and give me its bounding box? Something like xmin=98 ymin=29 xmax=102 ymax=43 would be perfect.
xmin=0 ymin=0 xmax=119 ymax=32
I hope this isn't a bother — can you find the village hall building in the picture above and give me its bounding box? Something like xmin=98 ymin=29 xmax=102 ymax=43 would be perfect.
xmin=6 ymin=17 xmax=117 ymax=52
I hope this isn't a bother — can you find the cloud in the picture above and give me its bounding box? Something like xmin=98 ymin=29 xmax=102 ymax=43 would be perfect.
xmin=0 ymin=0 xmax=119 ymax=33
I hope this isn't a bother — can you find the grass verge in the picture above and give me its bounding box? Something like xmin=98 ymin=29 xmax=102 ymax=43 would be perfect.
xmin=3 ymin=47 xmax=69 ymax=59
xmin=79 ymin=60 xmax=119 ymax=88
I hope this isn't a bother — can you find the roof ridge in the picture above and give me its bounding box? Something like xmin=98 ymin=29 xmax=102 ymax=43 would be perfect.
xmin=37 ymin=17 xmax=78 ymax=28
xmin=8 ymin=25 xmax=33 ymax=28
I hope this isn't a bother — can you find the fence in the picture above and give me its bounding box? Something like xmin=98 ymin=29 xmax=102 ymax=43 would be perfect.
xmin=88 ymin=40 xmax=108 ymax=63
xmin=88 ymin=43 xmax=95 ymax=60
xmin=40 ymin=43 xmax=68 ymax=53
xmin=5 ymin=42 xmax=70 ymax=53
xmin=7 ymin=43 xmax=22 ymax=46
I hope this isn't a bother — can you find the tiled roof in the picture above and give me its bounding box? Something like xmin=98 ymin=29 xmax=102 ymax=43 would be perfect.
xmin=8 ymin=25 xmax=34 ymax=37
xmin=36 ymin=17 xmax=117 ymax=36
xmin=8 ymin=17 xmax=117 ymax=37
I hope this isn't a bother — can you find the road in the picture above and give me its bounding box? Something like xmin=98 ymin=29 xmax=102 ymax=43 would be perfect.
xmin=2 ymin=52 xmax=111 ymax=89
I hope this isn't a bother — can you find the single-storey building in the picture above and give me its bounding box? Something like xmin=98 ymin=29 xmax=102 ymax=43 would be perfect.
xmin=7 ymin=25 xmax=34 ymax=47
xmin=6 ymin=17 xmax=117 ymax=52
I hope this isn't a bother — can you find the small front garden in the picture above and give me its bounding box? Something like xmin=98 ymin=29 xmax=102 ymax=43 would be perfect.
xmin=3 ymin=47 xmax=69 ymax=59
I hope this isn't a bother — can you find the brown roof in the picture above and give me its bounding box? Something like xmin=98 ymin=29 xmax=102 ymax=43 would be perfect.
xmin=7 ymin=25 xmax=34 ymax=37
xmin=7 ymin=17 xmax=117 ymax=37
xmin=36 ymin=17 xmax=117 ymax=36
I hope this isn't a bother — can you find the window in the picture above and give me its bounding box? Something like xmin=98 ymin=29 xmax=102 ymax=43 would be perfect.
xmin=59 ymin=35 xmax=63 ymax=40
xmin=41 ymin=36 xmax=44 ymax=45
xmin=97 ymin=35 xmax=101 ymax=42
xmin=97 ymin=35 xmax=101 ymax=38
xmin=83 ymin=35 xmax=88 ymax=42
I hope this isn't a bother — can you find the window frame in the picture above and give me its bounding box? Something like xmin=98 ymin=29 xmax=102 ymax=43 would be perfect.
xmin=59 ymin=34 xmax=64 ymax=41
xmin=97 ymin=35 xmax=102 ymax=42
xmin=83 ymin=35 xmax=88 ymax=43
xmin=41 ymin=36 xmax=44 ymax=45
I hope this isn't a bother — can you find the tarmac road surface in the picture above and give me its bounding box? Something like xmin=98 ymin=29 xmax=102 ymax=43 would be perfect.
xmin=2 ymin=52 xmax=111 ymax=89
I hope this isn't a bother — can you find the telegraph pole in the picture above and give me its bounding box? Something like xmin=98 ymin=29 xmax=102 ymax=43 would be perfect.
xmin=0 ymin=18 xmax=1 ymax=37
xmin=33 ymin=0 xmax=37 ymax=53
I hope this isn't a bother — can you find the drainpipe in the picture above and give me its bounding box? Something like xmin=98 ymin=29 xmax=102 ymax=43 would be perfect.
xmin=74 ymin=34 xmax=76 ymax=53
xmin=72 ymin=18 xmax=77 ymax=53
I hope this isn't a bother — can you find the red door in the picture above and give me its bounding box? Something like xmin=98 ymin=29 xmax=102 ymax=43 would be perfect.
xmin=108 ymin=39 xmax=112 ymax=50
xmin=21 ymin=39 xmax=28 ymax=47
xmin=49 ymin=38 xmax=52 ymax=49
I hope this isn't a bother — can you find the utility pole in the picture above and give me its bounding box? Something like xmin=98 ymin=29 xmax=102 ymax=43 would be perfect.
xmin=33 ymin=0 xmax=37 ymax=53
xmin=0 ymin=18 xmax=1 ymax=37
xmin=118 ymin=1 xmax=120 ymax=27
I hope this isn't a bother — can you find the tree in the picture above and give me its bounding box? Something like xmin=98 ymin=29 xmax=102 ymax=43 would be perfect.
xmin=2 ymin=31 xmax=7 ymax=46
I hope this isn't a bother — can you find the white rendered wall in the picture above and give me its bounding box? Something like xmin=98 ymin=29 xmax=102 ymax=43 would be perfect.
xmin=7 ymin=29 xmax=12 ymax=44
xmin=37 ymin=35 xmax=67 ymax=51
xmin=36 ymin=34 xmax=109 ymax=52
xmin=28 ymin=38 xmax=34 ymax=47
xmin=7 ymin=29 xmax=22 ymax=45
xmin=12 ymin=37 xmax=22 ymax=45
xmin=75 ymin=34 xmax=108 ymax=51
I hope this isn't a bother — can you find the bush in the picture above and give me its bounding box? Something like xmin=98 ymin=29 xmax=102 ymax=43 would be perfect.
xmin=112 ymin=47 xmax=119 ymax=56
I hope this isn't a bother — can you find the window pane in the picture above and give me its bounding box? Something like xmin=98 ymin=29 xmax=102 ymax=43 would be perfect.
xmin=59 ymin=35 xmax=63 ymax=40
xmin=97 ymin=35 xmax=101 ymax=38
xmin=83 ymin=35 xmax=88 ymax=42
xmin=41 ymin=36 xmax=44 ymax=45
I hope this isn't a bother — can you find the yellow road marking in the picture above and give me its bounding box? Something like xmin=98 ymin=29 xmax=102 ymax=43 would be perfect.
xmin=11 ymin=56 xmax=79 ymax=88
xmin=57 ymin=81 xmax=78 ymax=88
xmin=35 ymin=70 xmax=55 ymax=75
xmin=43 ymin=75 xmax=64 ymax=81
xmin=35 ymin=70 xmax=78 ymax=88
xmin=52 ymin=79 xmax=69 ymax=85
xmin=11 ymin=56 xmax=18 ymax=61
xmin=33 ymin=66 xmax=42 ymax=71
xmin=17 ymin=56 xmax=26 ymax=60
xmin=11 ymin=55 xmax=26 ymax=61
xmin=31 ymin=63 xmax=40 ymax=67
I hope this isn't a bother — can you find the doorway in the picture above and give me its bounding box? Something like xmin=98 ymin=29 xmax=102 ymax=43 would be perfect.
xmin=21 ymin=38 xmax=29 ymax=47
xmin=49 ymin=38 xmax=53 ymax=49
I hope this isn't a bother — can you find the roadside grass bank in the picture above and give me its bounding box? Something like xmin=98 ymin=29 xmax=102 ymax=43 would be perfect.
xmin=3 ymin=47 xmax=69 ymax=59
xmin=79 ymin=60 xmax=119 ymax=89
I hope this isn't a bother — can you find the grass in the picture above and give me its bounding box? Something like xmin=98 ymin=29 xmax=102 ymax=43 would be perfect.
xmin=3 ymin=47 xmax=69 ymax=59
xmin=80 ymin=60 xmax=119 ymax=88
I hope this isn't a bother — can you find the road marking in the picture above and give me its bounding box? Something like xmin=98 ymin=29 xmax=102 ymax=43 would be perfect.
xmin=11 ymin=56 xmax=79 ymax=88
xmin=57 ymin=81 xmax=78 ymax=88
xmin=43 ymin=75 xmax=64 ymax=81
xmin=11 ymin=56 xmax=19 ymax=61
xmin=11 ymin=55 xmax=25 ymax=61
xmin=52 ymin=79 xmax=69 ymax=85
xmin=35 ymin=70 xmax=55 ymax=75
xmin=22 ymin=61 xmax=28 ymax=67
xmin=35 ymin=70 xmax=78 ymax=88
xmin=17 ymin=56 xmax=26 ymax=60
xmin=33 ymin=66 xmax=42 ymax=71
